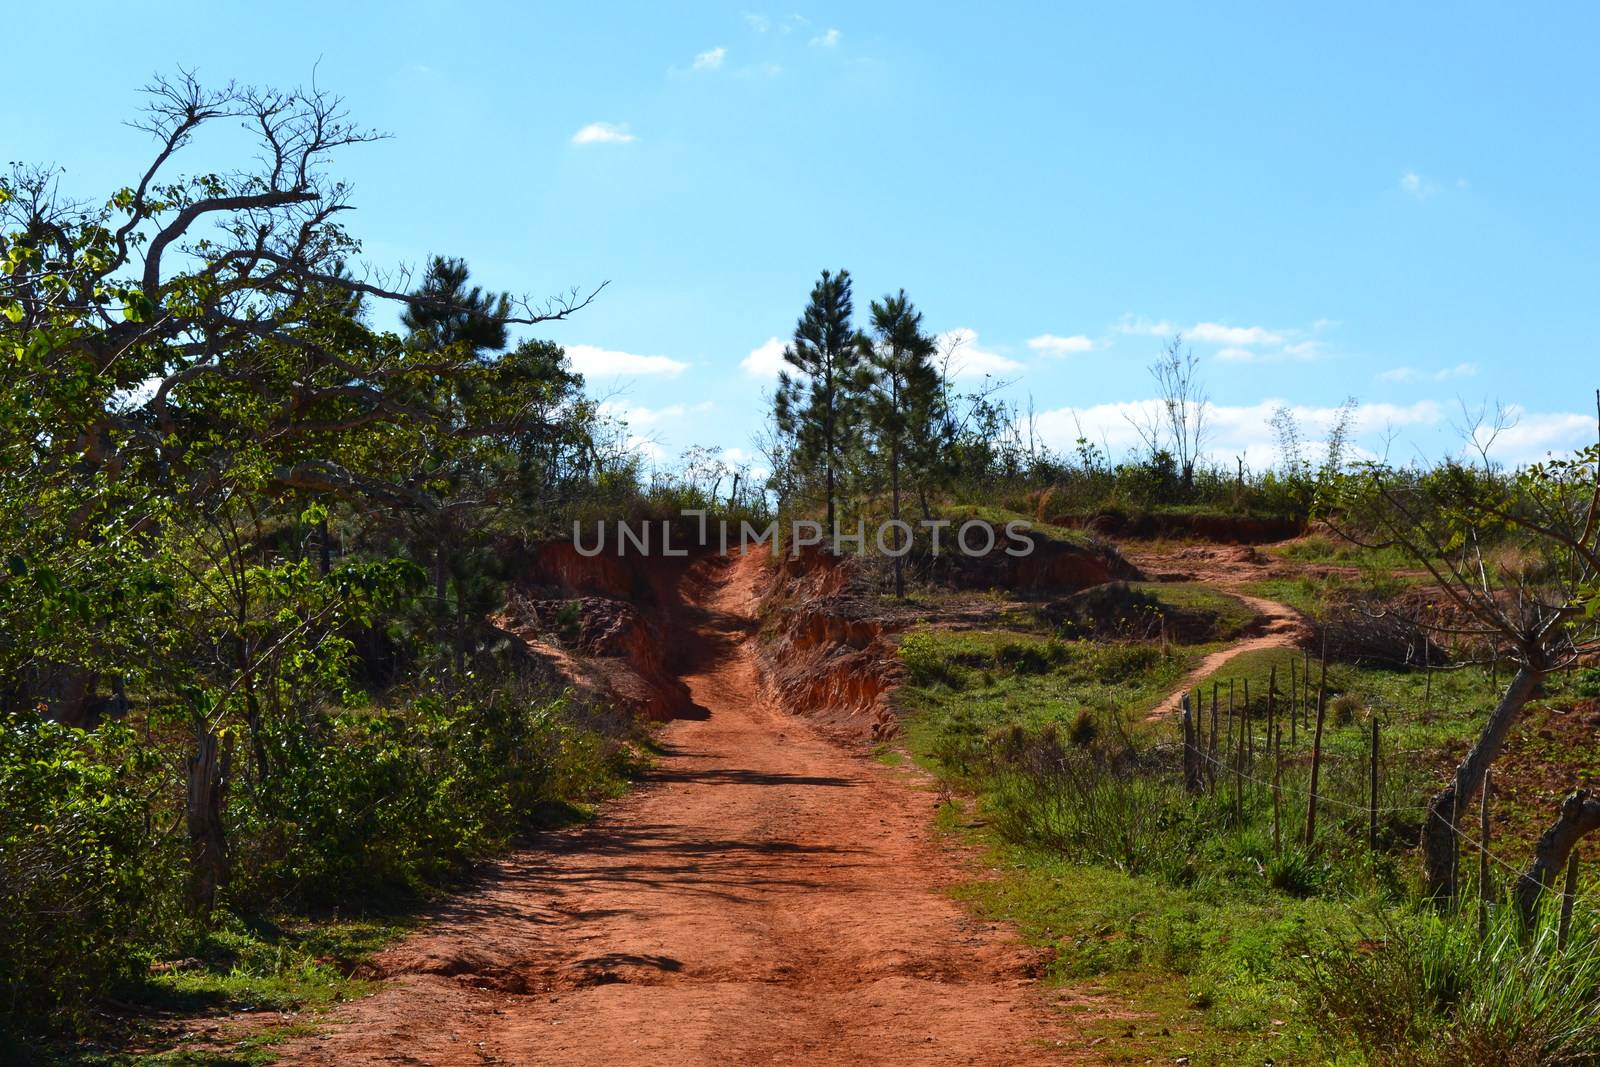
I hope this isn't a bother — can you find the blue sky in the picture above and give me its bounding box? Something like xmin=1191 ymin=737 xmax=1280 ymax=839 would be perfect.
xmin=8 ymin=2 xmax=1599 ymax=475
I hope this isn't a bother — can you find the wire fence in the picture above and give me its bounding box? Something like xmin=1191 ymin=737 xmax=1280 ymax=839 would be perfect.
xmin=1169 ymin=653 xmax=1598 ymax=939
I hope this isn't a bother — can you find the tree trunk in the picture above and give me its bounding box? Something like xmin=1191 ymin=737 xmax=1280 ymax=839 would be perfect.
xmin=825 ymin=464 xmax=836 ymax=547
xmin=890 ymin=438 xmax=904 ymax=599
xmin=186 ymin=719 xmax=230 ymax=918
xmin=1422 ymin=663 xmax=1543 ymax=901
xmin=1514 ymin=788 xmax=1600 ymax=929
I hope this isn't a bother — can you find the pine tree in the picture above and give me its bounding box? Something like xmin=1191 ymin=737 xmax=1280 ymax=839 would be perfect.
xmin=402 ymin=256 xmax=511 ymax=667
xmin=774 ymin=269 xmax=870 ymax=538
xmin=402 ymin=255 xmax=512 ymax=354
xmin=865 ymin=290 xmax=940 ymax=597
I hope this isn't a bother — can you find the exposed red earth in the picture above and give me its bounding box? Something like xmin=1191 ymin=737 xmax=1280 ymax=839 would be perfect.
xmin=276 ymin=552 xmax=1106 ymax=1065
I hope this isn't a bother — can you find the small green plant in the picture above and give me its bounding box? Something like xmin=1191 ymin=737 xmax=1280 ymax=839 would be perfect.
xmin=1265 ymin=847 xmax=1325 ymax=898
xmin=1330 ymin=692 xmax=1362 ymax=727
xmin=554 ymin=601 xmax=583 ymax=644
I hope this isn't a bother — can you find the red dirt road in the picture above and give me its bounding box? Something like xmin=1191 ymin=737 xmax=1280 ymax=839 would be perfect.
xmin=280 ymin=556 xmax=1074 ymax=1065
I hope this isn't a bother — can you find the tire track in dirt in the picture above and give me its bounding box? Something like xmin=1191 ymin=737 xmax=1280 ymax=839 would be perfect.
xmin=277 ymin=553 xmax=1097 ymax=1065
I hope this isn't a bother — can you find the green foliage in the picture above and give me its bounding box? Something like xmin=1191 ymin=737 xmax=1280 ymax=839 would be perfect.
xmin=231 ymin=684 xmax=633 ymax=909
xmin=1293 ymin=908 xmax=1600 ymax=1065
xmin=0 ymin=77 xmax=649 ymax=1047
xmin=0 ymin=719 xmax=181 ymax=1028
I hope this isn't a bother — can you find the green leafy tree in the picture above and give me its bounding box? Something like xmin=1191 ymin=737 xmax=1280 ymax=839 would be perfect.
xmin=865 ymin=290 xmax=940 ymax=596
xmin=774 ymin=269 xmax=870 ymax=536
xmin=0 ymin=73 xmax=601 ymax=921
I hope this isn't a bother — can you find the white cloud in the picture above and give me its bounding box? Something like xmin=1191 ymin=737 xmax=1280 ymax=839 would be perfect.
xmin=939 ymin=328 xmax=1022 ymax=379
xmin=1116 ymin=315 xmax=1287 ymax=348
xmin=1115 ymin=315 xmax=1175 ymax=337
xmin=1026 ymin=333 xmax=1096 ymax=356
xmin=1400 ymin=170 xmax=1438 ymax=199
xmin=566 ymin=344 xmax=688 ymax=377
xmin=1480 ymin=407 xmax=1596 ymax=462
xmin=1034 ymin=398 xmax=1445 ymax=472
xmin=1187 ymin=322 xmax=1284 ymax=346
xmin=1379 ymin=362 xmax=1478 ymax=384
xmin=1216 ymin=346 xmax=1256 ymax=363
xmin=1033 ymin=393 xmax=1592 ymax=470
xmin=739 ymin=336 xmax=789 ymax=378
xmin=810 ymin=27 xmax=841 ymax=47
xmin=571 ymin=122 xmax=636 ymax=145
xmin=598 ymin=399 xmax=712 ymax=427
xmin=1282 ymin=340 xmax=1321 ymax=358
xmin=693 ymin=46 xmax=727 ymax=70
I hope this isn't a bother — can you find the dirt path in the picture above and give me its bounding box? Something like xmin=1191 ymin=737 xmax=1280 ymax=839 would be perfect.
xmin=279 ymin=555 xmax=1077 ymax=1066
xmin=1132 ymin=544 xmax=1310 ymax=722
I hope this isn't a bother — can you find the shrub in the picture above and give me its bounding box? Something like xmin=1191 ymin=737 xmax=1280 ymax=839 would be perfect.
xmin=0 ymin=672 xmax=635 ymax=1037
xmin=1330 ymin=692 xmax=1362 ymax=727
xmin=0 ymin=718 xmax=181 ymax=1031
xmin=1089 ymin=642 xmax=1165 ymax=684
xmin=1292 ymin=909 xmax=1600 ymax=1066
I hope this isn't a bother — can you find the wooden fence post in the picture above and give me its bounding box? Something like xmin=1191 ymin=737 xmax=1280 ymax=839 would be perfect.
xmin=1232 ymin=688 xmax=1244 ymax=824
xmin=1223 ymin=680 xmax=1233 ymax=764
xmin=1558 ymin=848 xmax=1580 ymax=951
xmin=1304 ymin=635 xmax=1329 ymax=849
xmin=1555 ymin=851 xmax=1580 ymax=953
xmin=1273 ymin=720 xmax=1283 ymax=855
xmin=1303 ymin=646 xmax=1311 ymax=731
xmin=1207 ymin=687 xmax=1219 ymax=794
xmin=1267 ymin=666 xmax=1277 ymax=764
xmin=1479 ymin=769 xmax=1492 ymax=941
xmin=1289 ymin=656 xmax=1298 ymax=735
xmin=1181 ymin=695 xmax=1203 ymax=795
xmin=1369 ymin=716 xmax=1380 ymax=854
xmin=1243 ymin=679 xmax=1253 ymax=772
xmin=1193 ymin=688 xmax=1204 ymax=772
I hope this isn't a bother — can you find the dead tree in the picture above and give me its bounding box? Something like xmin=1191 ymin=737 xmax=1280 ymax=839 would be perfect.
xmin=1127 ymin=334 xmax=1209 ymax=491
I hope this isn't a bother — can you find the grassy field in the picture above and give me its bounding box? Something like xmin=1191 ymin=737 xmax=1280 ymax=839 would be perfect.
xmin=891 ymin=593 xmax=1600 ymax=1064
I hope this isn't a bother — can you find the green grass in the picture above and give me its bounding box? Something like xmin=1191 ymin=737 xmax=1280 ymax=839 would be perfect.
xmin=946 ymin=832 xmax=1336 ymax=1064
xmin=1269 ymin=532 xmax=1416 ymax=570
xmin=896 ymin=629 xmax=1201 ymax=757
xmin=889 ymin=613 xmax=1600 ymax=1062
xmin=1128 ymin=581 xmax=1257 ymax=640
xmin=947 ymin=503 xmax=1093 ymax=546
xmin=21 ymin=915 xmax=413 ymax=1066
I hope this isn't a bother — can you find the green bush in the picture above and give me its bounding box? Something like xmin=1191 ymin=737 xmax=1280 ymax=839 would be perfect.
xmin=0 ymin=675 xmax=636 ymax=1038
xmin=0 ymin=718 xmax=182 ymax=1029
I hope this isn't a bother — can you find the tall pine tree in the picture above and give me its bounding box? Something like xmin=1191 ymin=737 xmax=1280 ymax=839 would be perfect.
xmin=774 ymin=269 xmax=869 ymax=537
xmin=866 ymin=290 xmax=940 ymax=597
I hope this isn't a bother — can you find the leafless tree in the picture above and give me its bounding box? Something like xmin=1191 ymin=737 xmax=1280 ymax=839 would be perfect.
xmin=1127 ymin=335 xmax=1208 ymax=488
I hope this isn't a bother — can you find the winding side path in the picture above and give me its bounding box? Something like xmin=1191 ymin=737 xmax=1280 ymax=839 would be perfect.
xmin=279 ymin=554 xmax=1078 ymax=1066
xmin=1134 ymin=544 xmax=1310 ymax=722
